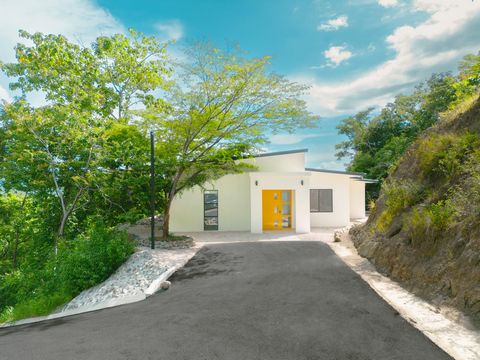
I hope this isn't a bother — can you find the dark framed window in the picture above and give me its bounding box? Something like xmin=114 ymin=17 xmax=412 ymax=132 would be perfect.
xmin=310 ymin=189 xmax=333 ymax=212
xmin=204 ymin=190 xmax=218 ymax=230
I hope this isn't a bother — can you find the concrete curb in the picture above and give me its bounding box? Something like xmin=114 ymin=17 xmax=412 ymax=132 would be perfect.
xmin=327 ymin=228 xmax=480 ymax=360
xmin=145 ymin=263 xmax=183 ymax=296
xmin=0 ymin=247 xmax=200 ymax=329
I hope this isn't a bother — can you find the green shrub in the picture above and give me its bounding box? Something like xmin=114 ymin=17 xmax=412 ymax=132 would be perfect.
xmin=0 ymin=220 xmax=134 ymax=324
xmin=416 ymin=132 xmax=480 ymax=181
xmin=406 ymin=200 xmax=455 ymax=246
xmin=57 ymin=220 xmax=135 ymax=295
xmin=376 ymin=179 xmax=423 ymax=232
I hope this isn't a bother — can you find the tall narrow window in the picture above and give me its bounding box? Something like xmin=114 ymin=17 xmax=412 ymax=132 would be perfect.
xmin=204 ymin=190 xmax=218 ymax=230
xmin=310 ymin=189 xmax=333 ymax=212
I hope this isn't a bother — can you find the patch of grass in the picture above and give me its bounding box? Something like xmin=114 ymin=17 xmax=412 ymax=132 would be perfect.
xmin=376 ymin=179 xmax=423 ymax=232
xmin=406 ymin=200 xmax=456 ymax=247
xmin=0 ymin=292 xmax=71 ymax=324
xmin=416 ymin=132 xmax=480 ymax=182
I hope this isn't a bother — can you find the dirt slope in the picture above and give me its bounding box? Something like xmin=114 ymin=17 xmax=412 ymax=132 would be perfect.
xmin=351 ymin=97 xmax=480 ymax=324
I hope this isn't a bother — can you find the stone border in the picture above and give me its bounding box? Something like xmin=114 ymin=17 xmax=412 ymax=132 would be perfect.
xmin=330 ymin=227 xmax=480 ymax=360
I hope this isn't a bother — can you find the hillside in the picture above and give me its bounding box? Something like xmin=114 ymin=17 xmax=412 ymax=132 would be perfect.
xmin=351 ymin=96 xmax=480 ymax=324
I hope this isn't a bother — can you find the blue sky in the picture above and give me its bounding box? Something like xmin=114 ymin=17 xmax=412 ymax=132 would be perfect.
xmin=1 ymin=0 xmax=479 ymax=170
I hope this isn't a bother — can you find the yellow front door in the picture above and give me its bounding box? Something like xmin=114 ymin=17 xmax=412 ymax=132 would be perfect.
xmin=262 ymin=190 xmax=292 ymax=230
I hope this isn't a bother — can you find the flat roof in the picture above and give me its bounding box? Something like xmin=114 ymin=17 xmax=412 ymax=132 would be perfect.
xmin=253 ymin=148 xmax=308 ymax=158
xmin=306 ymin=167 xmax=366 ymax=176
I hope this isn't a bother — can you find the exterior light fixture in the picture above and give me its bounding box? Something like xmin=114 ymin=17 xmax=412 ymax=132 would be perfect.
xmin=255 ymin=180 xmax=258 ymax=186
xmin=301 ymin=180 xmax=304 ymax=186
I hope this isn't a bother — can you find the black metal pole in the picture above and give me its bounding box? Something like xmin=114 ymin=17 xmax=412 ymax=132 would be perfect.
xmin=150 ymin=130 xmax=155 ymax=250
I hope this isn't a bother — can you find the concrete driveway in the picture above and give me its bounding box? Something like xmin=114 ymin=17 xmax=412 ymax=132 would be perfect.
xmin=0 ymin=241 xmax=451 ymax=360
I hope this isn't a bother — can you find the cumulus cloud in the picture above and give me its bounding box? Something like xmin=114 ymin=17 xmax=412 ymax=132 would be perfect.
xmin=317 ymin=15 xmax=349 ymax=31
xmin=0 ymin=86 xmax=11 ymax=102
xmin=378 ymin=0 xmax=399 ymax=8
xmin=323 ymin=46 xmax=353 ymax=67
xmin=296 ymin=0 xmax=480 ymax=116
xmin=0 ymin=0 xmax=125 ymax=101
xmin=154 ymin=20 xmax=184 ymax=41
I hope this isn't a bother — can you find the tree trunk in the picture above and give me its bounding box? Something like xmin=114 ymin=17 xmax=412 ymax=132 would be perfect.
xmin=56 ymin=213 xmax=68 ymax=255
xmin=162 ymin=169 xmax=184 ymax=239
xmin=162 ymin=196 xmax=173 ymax=239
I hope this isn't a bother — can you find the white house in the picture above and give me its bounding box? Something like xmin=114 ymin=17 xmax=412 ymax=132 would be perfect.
xmin=170 ymin=149 xmax=370 ymax=233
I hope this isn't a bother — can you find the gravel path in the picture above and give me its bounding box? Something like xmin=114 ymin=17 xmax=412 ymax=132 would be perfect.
xmin=60 ymin=246 xmax=198 ymax=312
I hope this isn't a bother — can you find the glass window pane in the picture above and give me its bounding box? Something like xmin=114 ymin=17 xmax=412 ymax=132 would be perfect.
xmin=204 ymin=191 xmax=218 ymax=230
xmin=310 ymin=189 xmax=319 ymax=212
xmin=204 ymin=207 xmax=218 ymax=217
xmin=282 ymin=204 xmax=290 ymax=215
xmin=319 ymin=189 xmax=333 ymax=212
xmin=282 ymin=216 xmax=291 ymax=228
xmin=282 ymin=191 xmax=290 ymax=202
xmin=204 ymin=217 xmax=218 ymax=226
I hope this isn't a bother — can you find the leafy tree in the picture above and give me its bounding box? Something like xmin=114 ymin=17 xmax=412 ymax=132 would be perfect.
xmin=93 ymin=123 xmax=152 ymax=223
xmin=0 ymin=193 xmax=38 ymax=271
xmin=335 ymin=72 xmax=457 ymax=202
xmin=0 ymin=30 xmax=171 ymax=247
xmin=453 ymin=51 xmax=480 ymax=103
xmin=140 ymin=43 xmax=318 ymax=238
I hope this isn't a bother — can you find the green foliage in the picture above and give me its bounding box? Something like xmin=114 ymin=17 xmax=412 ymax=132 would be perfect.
xmin=139 ymin=42 xmax=319 ymax=237
xmin=416 ymin=132 xmax=480 ymax=182
xmin=0 ymin=222 xmax=134 ymax=323
xmin=0 ymin=29 xmax=171 ymax=239
xmin=0 ymin=292 xmax=71 ymax=324
xmin=57 ymin=221 xmax=135 ymax=295
xmin=335 ymin=52 xmax=480 ymax=202
xmin=451 ymin=52 xmax=480 ymax=106
xmin=406 ymin=200 xmax=455 ymax=246
xmin=376 ymin=179 xmax=423 ymax=232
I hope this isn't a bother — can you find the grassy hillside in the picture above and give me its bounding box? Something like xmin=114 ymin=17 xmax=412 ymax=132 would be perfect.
xmin=351 ymin=96 xmax=480 ymax=324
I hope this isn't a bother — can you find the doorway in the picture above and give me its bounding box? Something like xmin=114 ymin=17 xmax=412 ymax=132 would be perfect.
xmin=262 ymin=190 xmax=292 ymax=230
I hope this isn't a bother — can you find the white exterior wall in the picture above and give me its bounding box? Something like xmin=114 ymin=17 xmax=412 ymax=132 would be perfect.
xmin=169 ymin=173 xmax=251 ymax=232
xmin=169 ymin=150 xmax=366 ymax=233
xmin=309 ymin=172 xmax=350 ymax=228
xmin=349 ymin=180 xmax=366 ymax=219
xmin=249 ymin=172 xmax=311 ymax=233
xmin=250 ymin=152 xmax=306 ymax=172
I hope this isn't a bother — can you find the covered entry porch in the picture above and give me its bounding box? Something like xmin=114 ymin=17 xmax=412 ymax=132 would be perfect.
xmin=249 ymin=172 xmax=311 ymax=234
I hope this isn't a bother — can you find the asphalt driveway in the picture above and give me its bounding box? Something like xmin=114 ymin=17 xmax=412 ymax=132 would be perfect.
xmin=0 ymin=241 xmax=451 ymax=360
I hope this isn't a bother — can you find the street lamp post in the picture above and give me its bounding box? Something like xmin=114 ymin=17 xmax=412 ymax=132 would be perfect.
xmin=150 ymin=130 xmax=155 ymax=250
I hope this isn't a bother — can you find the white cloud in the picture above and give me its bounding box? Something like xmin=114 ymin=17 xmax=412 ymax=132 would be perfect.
xmin=154 ymin=20 xmax=184 ymax=41
xmin=324 ymin=46 xmax=353 ymax=67
xmin=0 ymin=0 xmax=125 ymax=101
xmin=378 ymin=0 xmax=399 ymax=8
xmin=317 ymin=15 xmax=349 ymax=31
xmin=269 ymin=133 xmax=321 ymax=145
xmin=295 ymin=0 xmax=480 ymax=116
xmin=0 ymin=86 xmax=11 ymax=102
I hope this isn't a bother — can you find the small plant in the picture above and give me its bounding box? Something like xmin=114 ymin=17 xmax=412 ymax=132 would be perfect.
xmin=375 ymin=179 xmax=423 ymax=232
xmin=406 ymin=200 xmax=455 ymax=246
xmin=416 ymin=132 xmax=480 ymax=182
